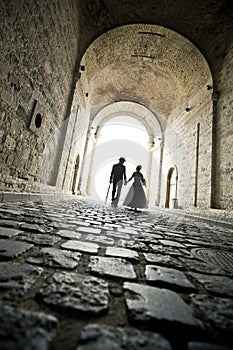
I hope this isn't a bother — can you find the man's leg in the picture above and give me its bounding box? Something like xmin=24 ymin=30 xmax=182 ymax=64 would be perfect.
xmin=114 ymin=179 xmax=123 ymax=205
xmin=112 ymin=182 xmax=117 ymax=201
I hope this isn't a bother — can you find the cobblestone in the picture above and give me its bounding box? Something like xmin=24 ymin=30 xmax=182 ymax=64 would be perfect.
xmin=38 ymin=272 xmax=109 ymax=315
xmin=0 ymin=198 xmax=233 ymax=350
xmin=88 ymin=256 xmax=137 ymax=280
xmin=124 ymin=282 xmax=200 ymax=327
xmin=145 ymin=265 xmax=197 ymax=292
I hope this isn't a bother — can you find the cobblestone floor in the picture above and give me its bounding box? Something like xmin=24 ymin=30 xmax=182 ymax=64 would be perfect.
xmin=0 ymin=198 xmax=233 ymax=350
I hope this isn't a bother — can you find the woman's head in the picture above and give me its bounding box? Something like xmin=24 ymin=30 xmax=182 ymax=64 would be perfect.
xmin=136 ymin=165 xmax=142 ymax=171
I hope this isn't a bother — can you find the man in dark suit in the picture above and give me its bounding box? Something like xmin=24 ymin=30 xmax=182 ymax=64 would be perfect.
xmin=110 ymin=157 xmax=127 ymax=206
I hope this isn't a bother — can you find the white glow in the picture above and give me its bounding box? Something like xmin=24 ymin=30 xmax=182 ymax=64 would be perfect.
xmin=89 ymin=116 xmax=149 ymax=202
xmin=98 ymin=116 xmax=149 ymax=146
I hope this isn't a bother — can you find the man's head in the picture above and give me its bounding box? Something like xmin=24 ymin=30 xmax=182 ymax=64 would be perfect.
xmin=119 ymin=157 xmax=126 ymax=163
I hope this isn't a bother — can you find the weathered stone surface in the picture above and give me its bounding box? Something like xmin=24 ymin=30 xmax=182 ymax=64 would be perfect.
xmin=145 ymin=265 xmax=196 ymax=292
xmin=180 ymin=258 xmax=229 ymax=275
xmin=38 ymin=272 xmax=109 ymax=314
xmin=17 ymin=233 xmax=60 ymax=246
xmin=77 ymin=227 xmax=101 ymax=234
xmin=187 ymin=238 xmax=219 ymax=247
xmin=61 ymin=240 xmax=99 ymax=254
xmin=77 ymin=323 xmax=172 ymax=350
xmin=85 ymin=220 xmax=103 ymax=226
xmin=0 ymin=208 xmax=25 ymax=217
xmin=0 ymin=239 xmax=33 ymax=259
xmin=190 ymin=294 xmax=233 ymax=332
xmin=163 ymin=232 xmax=184 ymax=239
xmin=150 ymin=244 xmax=191 ymax=257
xmin=27 ymin=248 xmax=81 ymax=269
xmin=118 ymin=239 xmax=148 ymax=251
xmin=0 ymin=199 xmax=232 ymax=349
xmin=106 ymin=247 xmax=139 ymax=261
xmin=104 ymin=223 xmax=123 ymax=228
xmin=0 ymin=219 xmax=21 ymax=228
xmin=138 ymin=233 xmax=163 ymax=243
xmin=0 ymin=227 xmax=21 ymax=238
xmin=124 ymin=282 xmax=200 ymax=327
xmin=0 ymin=304 xmax=58 ymax=350
xmin=88 ymin=256 xmax=137 ymax=280
xmin=117 ymin=227 xmax=139 ymax=235
xmin=85 ymin=234 xmax=115 ymax=246
xmin=144 ymin=253 xmax=184 ymax=270
xmin=159 ymin=240 xmax=186 ymax=248
xmin=19 ymin=223 xmax=53 ymax=233
xmin=68 ymin=220 xmax=90 ymax=226
xmin=57 ymin=230 xmax=82 ymax=240
xmin=189 ymin=273 xmax=233 ymax=297
xmin=0 ymin=262 xmax=43 ymax=299
xmin=187 ymin=342 xmax=232 ymax=350
xmin=107 ymin=230 xmax=130 ymax=239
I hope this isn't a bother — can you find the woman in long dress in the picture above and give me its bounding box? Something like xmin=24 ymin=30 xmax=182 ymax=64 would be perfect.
xmin=123 ymin=165 xmax=148 ymax=212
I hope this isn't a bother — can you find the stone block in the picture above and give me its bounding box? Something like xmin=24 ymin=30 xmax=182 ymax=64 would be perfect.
xmin=0 ymin=239 xmax=33 ymax=259
xmin=38 ymin=272 xmax=109 ymax=314
xmin=88 ymin=256 xmax=137 ymax=280
xmin=77 ymin=323 xmax=172 ymax=350
xmin=145 ymin=265 xmax=196 ymax=292
xmin=0 ymin=262 xmax=43 ymax=299
xmin=27 ymin=247 xmax=81 ymax=269
xmin=124 ymin=282 xmax=200 ymax=328
xmin=61 ymin=240 xmax=99 ymax=254
xmin=0 ymin=305 xmax=57 ymax=350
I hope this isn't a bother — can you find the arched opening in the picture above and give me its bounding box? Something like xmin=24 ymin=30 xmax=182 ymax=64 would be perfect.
xmin=165 ymin=166 xmax=178 ymax=208
xmin=88 ymin=115 xmax=149 ymax=203
xmin=71 ymin=154 xmax=80 ymax=194
xmin=79 ymin=101 xmax=162 ymax=205
xmin=74 ymin=23 xmax=213 ymax=209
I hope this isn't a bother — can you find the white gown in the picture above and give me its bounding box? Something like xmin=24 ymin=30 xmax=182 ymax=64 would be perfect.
xmin=123 ymin=174 xmax=148 ymax=209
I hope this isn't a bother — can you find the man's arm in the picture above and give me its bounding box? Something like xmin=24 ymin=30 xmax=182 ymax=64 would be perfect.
xmin=123 ymin=166 xmax=127 ymax=184
xmin=126 ymin=173 xmax=134 ymax=183
xmin=110 ymin=165 xmax=115 ymax=183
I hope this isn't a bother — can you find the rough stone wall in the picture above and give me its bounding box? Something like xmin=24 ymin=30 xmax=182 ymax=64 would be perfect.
xmin=162 ymin=86 xmax=213 ymax=209
xmin=0 ymin=0 xmax=80 ymax=192
xmin=216 ymin=44 xmax=233 ymax=210
xmin=55 ymin=100 xmax=90 ymax=193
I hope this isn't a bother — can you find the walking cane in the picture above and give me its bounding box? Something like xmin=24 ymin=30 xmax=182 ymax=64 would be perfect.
xmin=105 ymin=183 xmax=111 ymax=204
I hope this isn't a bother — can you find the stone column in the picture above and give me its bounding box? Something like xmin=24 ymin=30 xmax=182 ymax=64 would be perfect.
xmin=86 ymin=128 xmax=98 ymax=195
xmin=156 ymin=140 xmax=164 ymax=206
xmin=210 ymin=91 xmax=219 ymax=208
xmin=146 ymin=141 xmax=154 ymax=201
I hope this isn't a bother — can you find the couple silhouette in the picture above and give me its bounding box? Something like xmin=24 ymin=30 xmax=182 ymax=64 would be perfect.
xmin=109 ymin=157 xmax=148 ymax=211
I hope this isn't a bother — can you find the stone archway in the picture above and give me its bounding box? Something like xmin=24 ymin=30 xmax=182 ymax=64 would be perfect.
xmin=80 ymin=101 xmax=163 ymax=204
xmin=76 ymin=23 xmax=213 ymax=208
xmin=90 ymin=101 xmax=162 ymax=141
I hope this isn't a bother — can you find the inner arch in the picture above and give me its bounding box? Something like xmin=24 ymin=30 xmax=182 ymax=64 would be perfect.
xmin=91 ymin=116 xmax=150 ymax=202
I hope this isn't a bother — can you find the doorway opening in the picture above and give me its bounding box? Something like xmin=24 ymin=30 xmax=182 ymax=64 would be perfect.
xmin=71 ymin=154 xmax=80 ymax=194
xmin=89 ymin=115 xmax=149 ymax=203
xmin=165 ymin=166 xmax=178 ymax=208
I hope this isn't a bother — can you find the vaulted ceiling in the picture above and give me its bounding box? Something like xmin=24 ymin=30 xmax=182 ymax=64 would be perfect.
xmin=77 ymin=0 xmax=233 ymax=78
xmin=76 ymin=0 xmax=232 ymax=120
xmin=81 ymin=24 xmax=211 ymax=118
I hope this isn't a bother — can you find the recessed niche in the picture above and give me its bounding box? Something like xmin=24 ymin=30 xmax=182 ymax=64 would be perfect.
xmin=28 ymin=100 xmax=44 ymax=135
xmin=35 ymin=113 xmax=42 ymax=128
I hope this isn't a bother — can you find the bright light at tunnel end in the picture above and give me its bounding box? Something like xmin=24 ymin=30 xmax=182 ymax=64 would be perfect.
xmin=89 ymin=116 xmax=149 ymax=203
